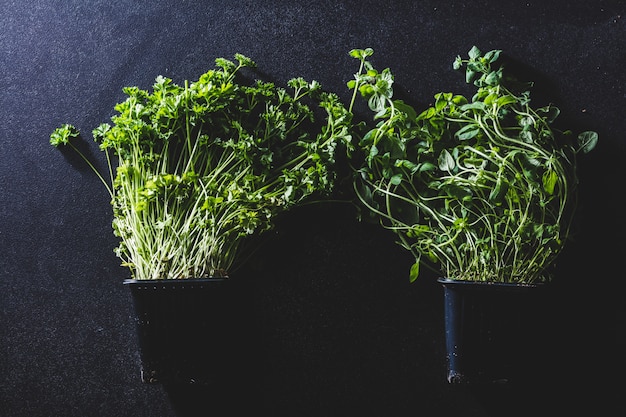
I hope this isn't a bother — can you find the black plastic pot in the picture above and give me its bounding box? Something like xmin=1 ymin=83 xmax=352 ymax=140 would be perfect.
xmin=124 ymin=278 xmax=239 ymax=385
xmin=438 ymin=278 xmax=546 ymax=384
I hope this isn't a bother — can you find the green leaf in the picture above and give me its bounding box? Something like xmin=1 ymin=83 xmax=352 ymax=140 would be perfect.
xmin=452 ymin=95 xmax=467 ymax=105
xmin=542 ymin=105 xmax=561 ymax=124
xmin=390 ymin=174 xmax=402 ymax=185
xmin=368 ymin=144 xmax=379 ymax=160
xmin=452 ymin=56 xmax=462 ymax=70
xmin=349 ymin=48 xmax=374 ymax=59
xmin=409 ymin=261 xmax=420 ymax=283
xmin=483 ymin=92 xmax=499 ymax=106
xmin=417 ymin=107 xmax=436 ymax=121
xmin=468 ymin=46 xmax=481 ymax=59
xmin=496 ymin=95 xmax=518 ymax=107
xmin=455 ymin=124 xmax=480 ymax=140
xmin=393 ymin=100 xmax=417 ymax=121
xmin=465 ymin=69 xmax=476 ymax=84
xmin=577 ymin=131 xmax=598 ymax=153
xmin=50 ymin=124 xmax=79 ymax=147
xmin=214 ymin=57 xmax=235 ymax=71
xmin=459 ymin=102 xmax=485 ymax=112
xmin=435 ymin=94 xmax=448 ymax=112
xmin=489 ymin=176 xmax=509 ymax=202
xmin=483 ymin=49 xmax=502 ymax=63
xmin=419 ymin=162 xmax=437 ymax=173
xmin=438 ymin=149 xmax=455 ymax=171
xmin=542 ymin=170 xmax=558 ymax=195
xmin=484 ymin=69 xmax=502 ymax=86
xmin=234 ymin=53 xmax=255 ymax=68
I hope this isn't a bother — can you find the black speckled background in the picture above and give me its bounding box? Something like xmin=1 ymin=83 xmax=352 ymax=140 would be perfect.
xmin=1 ymin=1 xmax=624 ymax=416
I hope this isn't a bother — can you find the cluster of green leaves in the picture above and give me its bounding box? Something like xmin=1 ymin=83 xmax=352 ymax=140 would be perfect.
xmin=51 ymin=54 xmax=353 ymax=280
xmin=348 ymin=46 xmax=597 ymax=283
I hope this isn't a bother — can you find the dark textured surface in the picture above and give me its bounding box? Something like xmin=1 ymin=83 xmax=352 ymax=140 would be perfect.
xmin=1 ymin=1 xmax=625 ymax=416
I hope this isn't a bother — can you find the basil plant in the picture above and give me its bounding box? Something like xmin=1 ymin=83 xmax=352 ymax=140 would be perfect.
xmin=51 ymin=54 xmax=353 ymax=280
xmin=347 ymin=47 xmax=597 ymax=284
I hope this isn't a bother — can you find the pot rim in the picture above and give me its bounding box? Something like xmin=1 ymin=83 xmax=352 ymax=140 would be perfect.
xmin=124 ymin=277 xmax=228 ymax=284
xmin=437 ymin=277 xmax=543 ymax=288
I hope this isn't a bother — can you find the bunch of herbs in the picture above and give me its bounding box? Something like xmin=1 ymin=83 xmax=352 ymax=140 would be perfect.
xmin=51 ymin=54 xmax=353 ymax=280
xmin=347 ymin=47 xmax=597 ymax=284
